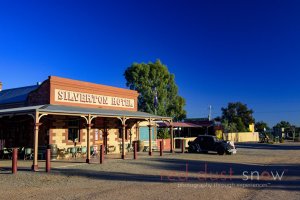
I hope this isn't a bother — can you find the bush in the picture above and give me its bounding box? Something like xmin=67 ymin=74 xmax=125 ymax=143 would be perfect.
xmin=157 ymin=128 xmax=170 ymax=139
xmin=280 ymin=138 xmax=284 ymax=143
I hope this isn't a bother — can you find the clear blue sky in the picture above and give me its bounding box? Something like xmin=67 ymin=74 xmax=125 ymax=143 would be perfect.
xmin=0 ymin=0 xmax=300 ymax=127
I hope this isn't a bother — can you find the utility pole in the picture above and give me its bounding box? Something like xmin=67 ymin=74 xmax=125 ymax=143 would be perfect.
xmin=208 ymin=105 xmax=212 ymax=121
xmin=153 ymin=87 xmax=158 ymax=115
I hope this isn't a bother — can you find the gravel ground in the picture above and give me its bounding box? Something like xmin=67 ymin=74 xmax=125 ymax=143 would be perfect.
xmin=0 ymin=142 xmax=299 ymax=200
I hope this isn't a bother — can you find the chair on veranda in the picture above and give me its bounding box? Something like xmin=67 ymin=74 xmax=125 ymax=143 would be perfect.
xmin=18 ymin=147 xmax=25 ymax=159
xmin=70 ymin=147 xmax=77 ymax=158
xmin=2 ymin=148 xmax=12 ymax=159
xmin=90 ymin=146 xmax=97 ymax=157
xmin=24 ymin=148 xmax=33 ymax=160
xmin=81 ymin=146 xmax=87 ymax=157
xmin=60 ymin=148 xmax=72 ymax=160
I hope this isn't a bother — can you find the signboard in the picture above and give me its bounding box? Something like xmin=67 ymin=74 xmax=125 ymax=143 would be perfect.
xmin=95 ymin=129 xmax=99 ymax=141
xmin=54 ymin=89 xmax=135 ymax=109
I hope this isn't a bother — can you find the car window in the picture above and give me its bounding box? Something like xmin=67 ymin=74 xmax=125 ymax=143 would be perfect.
xmin=203 ymin=137 xmax=209 ymax=143
xmin=206 ymin=137 xmax=213 ymax=143
xmin=194 ymin=137 xmax=201 ymax=143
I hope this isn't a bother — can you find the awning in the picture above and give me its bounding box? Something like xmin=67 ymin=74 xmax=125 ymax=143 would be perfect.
xmin=157 ymin=122 xmax=202 ymax=128
xmin=0 ymin=104 xmax=171 ymax=120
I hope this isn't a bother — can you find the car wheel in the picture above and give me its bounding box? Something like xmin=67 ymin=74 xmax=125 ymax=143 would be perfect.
xmin=217 ymin=148 xmax=225 ymax=155
xmin=188 ymin=145 xmax=195 ymax=153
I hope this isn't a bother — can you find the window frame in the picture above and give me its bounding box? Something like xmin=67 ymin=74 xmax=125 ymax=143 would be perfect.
xmin=68 ymin=120 xmax=80 ymax=143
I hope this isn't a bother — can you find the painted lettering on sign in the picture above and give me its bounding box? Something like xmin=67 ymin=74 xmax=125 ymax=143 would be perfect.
xmin=55 ymin=89 xmax=135 ymax=108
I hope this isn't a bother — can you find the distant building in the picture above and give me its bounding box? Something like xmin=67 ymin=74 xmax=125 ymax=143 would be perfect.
xmin=157 ymin=118 xmax=222 ymax=138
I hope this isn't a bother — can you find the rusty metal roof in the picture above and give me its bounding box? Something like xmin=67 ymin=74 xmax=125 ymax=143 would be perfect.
xmin=157 ymin=121 xmax=202 ymax=128
xmin=0 ymin=104 xmax=171 ymax=120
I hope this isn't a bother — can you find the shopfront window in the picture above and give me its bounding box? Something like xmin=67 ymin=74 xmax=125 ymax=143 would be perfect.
xmin=68 ymin=120 xmax=80 ymax=142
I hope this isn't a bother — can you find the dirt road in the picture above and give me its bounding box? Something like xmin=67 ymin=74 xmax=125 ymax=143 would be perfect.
xmin=0 ymin=142 xmax=299 ymax=200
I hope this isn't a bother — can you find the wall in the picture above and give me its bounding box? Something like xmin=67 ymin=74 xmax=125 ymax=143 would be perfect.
xmin=156 ymin=137 xmax=197 ymax=151
xmin=49 ymin=116 xmax=88 ymax=149
xmin=49 ymin=76 xmax=139 ymax=111
xmin=225 ymin=132 xmax=259 ymax=142
xmin=156 ymin=139 xmax=171 ymax=150
xmin=138 ymin=121 xmax=157 ymax=142
xmin=27 ymin=80 xmax=50 ymax=106
xmin=249 ymin=123 xmax=255 ymax=132
xmin=49 ymin=117 xmax=138 ymax=154
xmin=174 ymin=137 xmax=196 ymax=150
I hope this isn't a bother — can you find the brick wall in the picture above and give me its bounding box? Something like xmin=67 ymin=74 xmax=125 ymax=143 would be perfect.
xmin=27 ymin=80 xmax=50 ymax=106
xmin=157 ymin=139 xmax=171 ymax=150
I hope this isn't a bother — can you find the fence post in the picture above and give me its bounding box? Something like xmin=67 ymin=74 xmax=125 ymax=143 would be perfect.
xmin=134 ymin=142 xmax=137 ymax=160
xmin=12 ymin=148 xmax=18 ymax=174
xmin=46 ymin=149 xmax=51 ymax=172
xmin=160 ymin=141 xmax=163 ymax=156
xmin=100 ymin=144 xmax=104 ymax=164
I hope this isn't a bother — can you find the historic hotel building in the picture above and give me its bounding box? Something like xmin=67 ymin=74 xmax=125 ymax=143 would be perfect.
xmin=0 ymin=76 xmax=172 ymax=171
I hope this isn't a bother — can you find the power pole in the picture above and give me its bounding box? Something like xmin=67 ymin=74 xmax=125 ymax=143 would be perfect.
xmin=208 ymin=105 xmax=212 ymax=121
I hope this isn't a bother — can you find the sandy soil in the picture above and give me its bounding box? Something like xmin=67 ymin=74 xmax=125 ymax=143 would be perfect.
xmin=0 ymin=142 xmax=299 ymax=200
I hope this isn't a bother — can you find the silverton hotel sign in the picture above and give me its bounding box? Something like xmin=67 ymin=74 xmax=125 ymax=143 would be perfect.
xmin=54 ymin=89 xmax=135 ymax=109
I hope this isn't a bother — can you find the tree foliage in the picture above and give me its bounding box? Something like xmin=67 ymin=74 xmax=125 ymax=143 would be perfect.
xmin=124 ymin=60 xmax=186 ymax=121
xmin=157 ymin=128 xmax=170 ymax=139
xmin=255 ymin=121 xmax=270 ymax=133
xmin=274 ymin=121 xmax=292 ymax=129
xmin=222 ymin=119 xmax=237 ymax=133
xmin=221 ymin=102 xmax=255 ymax=132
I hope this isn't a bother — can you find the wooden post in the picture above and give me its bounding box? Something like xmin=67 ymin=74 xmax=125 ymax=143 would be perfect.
xmin=122 ymin=124 xmax=126 ymax=159
xmin=104 ymin=129 xmax=108 ymax=155
xmin=134 ymin=141 xmax=137 ymax=160
xmin=32 ymin=122 xmax=41 ymax=171
xmin=181 ymin=139 xmax=185 ymax=153
xmin=104 ymin=119 xmax=108 ymax=155
xmin=160 ymin=141 xmax=163 ymax=156
xmin=46 ymin=149 xmax=51 ymax=172
xmin=170 ymin=125 xmax=174 ymax=153
xmin=86 ymin=123 xmax=92 ymax=164
xmin=148 ymin=124 xmax=152 ymax=156
xmin=12 ymin=148 xmax=18 ymax=174
xmin=100 ymin=144 xmax=104 ymax=164
xmin=136 ymin=124 xmax=140 ymax=141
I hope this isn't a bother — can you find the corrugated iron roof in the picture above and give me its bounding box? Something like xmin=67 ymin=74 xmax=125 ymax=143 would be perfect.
xmin=157 ymin=122 xmax=202 ymax=128
xmin=0 ymin=104 xmax=171 ymax=120
xmin=0 ymin=85 xmax=39 ymax=104
xmin=40 ymin=104 xmax=170 ymax=119
xmin=0 ymin=105 xmax=42 ymax=114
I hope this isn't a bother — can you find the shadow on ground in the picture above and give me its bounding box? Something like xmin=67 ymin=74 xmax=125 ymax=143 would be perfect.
xmin=1 ymin=142 xmax=299 ymax=192
xmin=235 ymin=142 xmax=300 ymax=150
xmin=44 ymin=157 xmax=300 ymax=192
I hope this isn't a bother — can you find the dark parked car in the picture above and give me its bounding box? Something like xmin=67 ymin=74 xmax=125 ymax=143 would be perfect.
xmin=188 ymin=135 xmax=237 ymax=155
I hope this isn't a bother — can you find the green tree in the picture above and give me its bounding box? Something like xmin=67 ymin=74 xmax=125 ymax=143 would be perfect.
xmin=274 ymin=121 xmax=292 ymax=129
xmin=222 ymin=119 xmax=238 ymax=133
xmin=221 ymin=102 xmax=255 ymax=132
xmin=124 ymin=60 xmax=186 ymax=121
xmin=255 ymin=121 xmax=270 ymax=133
xmin=157 ymin=128 xmax=170 ymax=139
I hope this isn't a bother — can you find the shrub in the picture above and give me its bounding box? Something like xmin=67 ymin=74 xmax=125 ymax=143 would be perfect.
xmin=280 ymin=138 xmax=284 ymax=143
